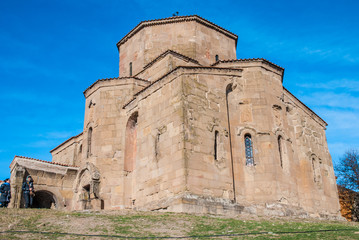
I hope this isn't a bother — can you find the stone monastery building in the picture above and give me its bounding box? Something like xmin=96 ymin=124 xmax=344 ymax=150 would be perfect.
xmin=10 ymin=15 xmax=341 ymax=218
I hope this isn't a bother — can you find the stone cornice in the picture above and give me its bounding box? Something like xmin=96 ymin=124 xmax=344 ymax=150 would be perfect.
xmin=212 ymin=58 xmax=284 ymax=72
xmin=83 ymin=77 xmax=150 ymax=98
xmin=212 ymin=58 xmax=284 ymax=82
xmin=123 ymin=66 xmax=242 ymax=109
xmin=117 ymin=15 xmax=238 ymax=48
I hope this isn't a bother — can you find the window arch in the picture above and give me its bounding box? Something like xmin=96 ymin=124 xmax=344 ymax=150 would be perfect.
xmin=124 ymin=112 xmax=138 ymax=172
xmin=244 ymin=134 xmax=254 ymax=166
xmin=87 ymin=127 xmax=92 ymax=158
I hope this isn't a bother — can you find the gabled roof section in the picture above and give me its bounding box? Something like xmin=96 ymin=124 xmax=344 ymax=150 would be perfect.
xmin=117 ymin=15 xmax=238 ymax=48
xmin=11 ymin=155 xmax=79 ymax=168
xmin=83 ymin=77 xmax=150 ymax=96
xmin=141 ymin=50 xmax=200 ymax=71
xmin=50 ymin=132 xmax=83 ymax=153
xmin=135 ymin=50 xmax=201 ymax=77
xmin=283 ymin=87 xmax=328 ymax=127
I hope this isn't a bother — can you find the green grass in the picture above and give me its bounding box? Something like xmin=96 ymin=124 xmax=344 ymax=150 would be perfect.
xmin=0 ymin=209 xmax=358 ymax=239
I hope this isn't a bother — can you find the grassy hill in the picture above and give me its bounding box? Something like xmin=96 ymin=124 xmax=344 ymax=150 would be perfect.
xmin=0 ymin=209 xmax=358 ymax=239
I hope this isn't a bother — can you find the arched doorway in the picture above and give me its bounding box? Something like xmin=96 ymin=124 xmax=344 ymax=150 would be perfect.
xmin=32 ymin=190 xmax=57 ymax=209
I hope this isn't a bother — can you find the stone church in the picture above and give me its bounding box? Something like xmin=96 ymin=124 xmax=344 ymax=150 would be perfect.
xmin=9 ymin=15 xmax=341 ymax=218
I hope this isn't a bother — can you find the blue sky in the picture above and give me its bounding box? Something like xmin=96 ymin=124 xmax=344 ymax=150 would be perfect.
xmin=1 ymin=0 xmax=358 ymax=180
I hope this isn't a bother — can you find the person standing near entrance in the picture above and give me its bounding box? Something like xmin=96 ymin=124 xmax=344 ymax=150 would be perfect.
xmin=0 ymin=178 xmax=11 ymax=208
xmin=22 ymin=175 xmax=35 ymax=208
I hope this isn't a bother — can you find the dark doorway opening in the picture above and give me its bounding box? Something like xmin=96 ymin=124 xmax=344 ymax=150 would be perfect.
xmin=82 ymin=184 xmax=91 ymax=209
xmin=32 ymin=191 xmax=56 ymax=209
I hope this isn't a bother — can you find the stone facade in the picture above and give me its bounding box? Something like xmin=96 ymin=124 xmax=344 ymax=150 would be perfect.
xmin=9 ymin=15 xmax=341 ymax=218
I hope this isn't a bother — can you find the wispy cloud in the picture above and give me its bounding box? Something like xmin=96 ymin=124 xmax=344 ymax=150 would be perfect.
xmin=37 ymin=131 xmax=80 ymax=140
xmin=297 ymin=79 xmax=359 ymax=92
xmin=301 ymin=47 xmax=334 ymax=57
xmin=299 ymin=92 xmax=359 ymax=110
xmin=24 ymin=140 xmax=60 ymax=148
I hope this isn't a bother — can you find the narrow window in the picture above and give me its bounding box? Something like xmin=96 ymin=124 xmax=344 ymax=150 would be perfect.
xmin=155 ymin=132 xmax=160 ymax=160
xmin=312 ymin=157 xmax=316 ymax=181
xmin=124 ymin=112 xmax=138 ymax=172
xmin=129 ymin=62 xmax=133 ymax=76
xmin=215 ymin=54 xmax=219 ymax=62
xmin=87 ymin=128 xmax=92 ymax=158
xmin=312 ymin=156 xmax=322 ymax=185
xmin=245 ymin=134 xmax=254 ymax=166
xmin=278 ymin=136 xmax=283 ymax=168
xmin=214 ymin=130 xmax=219 ymax=160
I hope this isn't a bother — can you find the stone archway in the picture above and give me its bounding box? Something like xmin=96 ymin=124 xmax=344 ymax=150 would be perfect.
xmin=32 ymin=190 xmax=57 ymax=209
xmin=73 ymin=162 xmax=102 ymax=210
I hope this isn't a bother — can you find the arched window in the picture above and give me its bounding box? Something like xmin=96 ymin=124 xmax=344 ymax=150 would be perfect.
xmin=215 ymin=54 xmax=219 ymax=62
xmin=244 ymin=134 xmax=254 ymax=166
xmin=278 ymin=136 xmax=283 ymax=168
xmin=214 ymin=130 xmax=219 ymax=160
xmin=87 ymin=127 xmax=92 ymax=158
xmin=129 ymin=62 xmax=133 ymax=76
xmin=124 ymin=112 xmax=138 ymax=172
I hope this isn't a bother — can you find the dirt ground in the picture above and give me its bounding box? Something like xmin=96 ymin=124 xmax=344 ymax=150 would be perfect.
xmin=0 ymin=208 xmax=359 ymax=239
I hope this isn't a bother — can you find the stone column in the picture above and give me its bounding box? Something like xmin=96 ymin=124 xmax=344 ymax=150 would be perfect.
xmin=9 ymin=165 xmax=25 ymax=208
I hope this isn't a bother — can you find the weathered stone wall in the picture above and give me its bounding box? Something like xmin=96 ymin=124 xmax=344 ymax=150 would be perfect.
xmin=183 ymin=60 xmax=340 ymax=217
xmin=119 ymin=21 xmax=196 ymax=77
xmin=284 ymin=90 xmax=340 ymax=216
xmin=9 ymin=157 xmax=78 ymax=209
xmin=118 ymin=17 xmax=236 ymax=77
xmin=51 ymin=133 xmax=83 ymax=166
xmin=182 ymin=68 xmax=243 ymax=202
xmin=194 ymin=23 xmax=236 ymax=65
xmin=79 ymin=78 xmax=149 ymax=210
xmin=124 ymin=69 xmax=186 ymax=211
